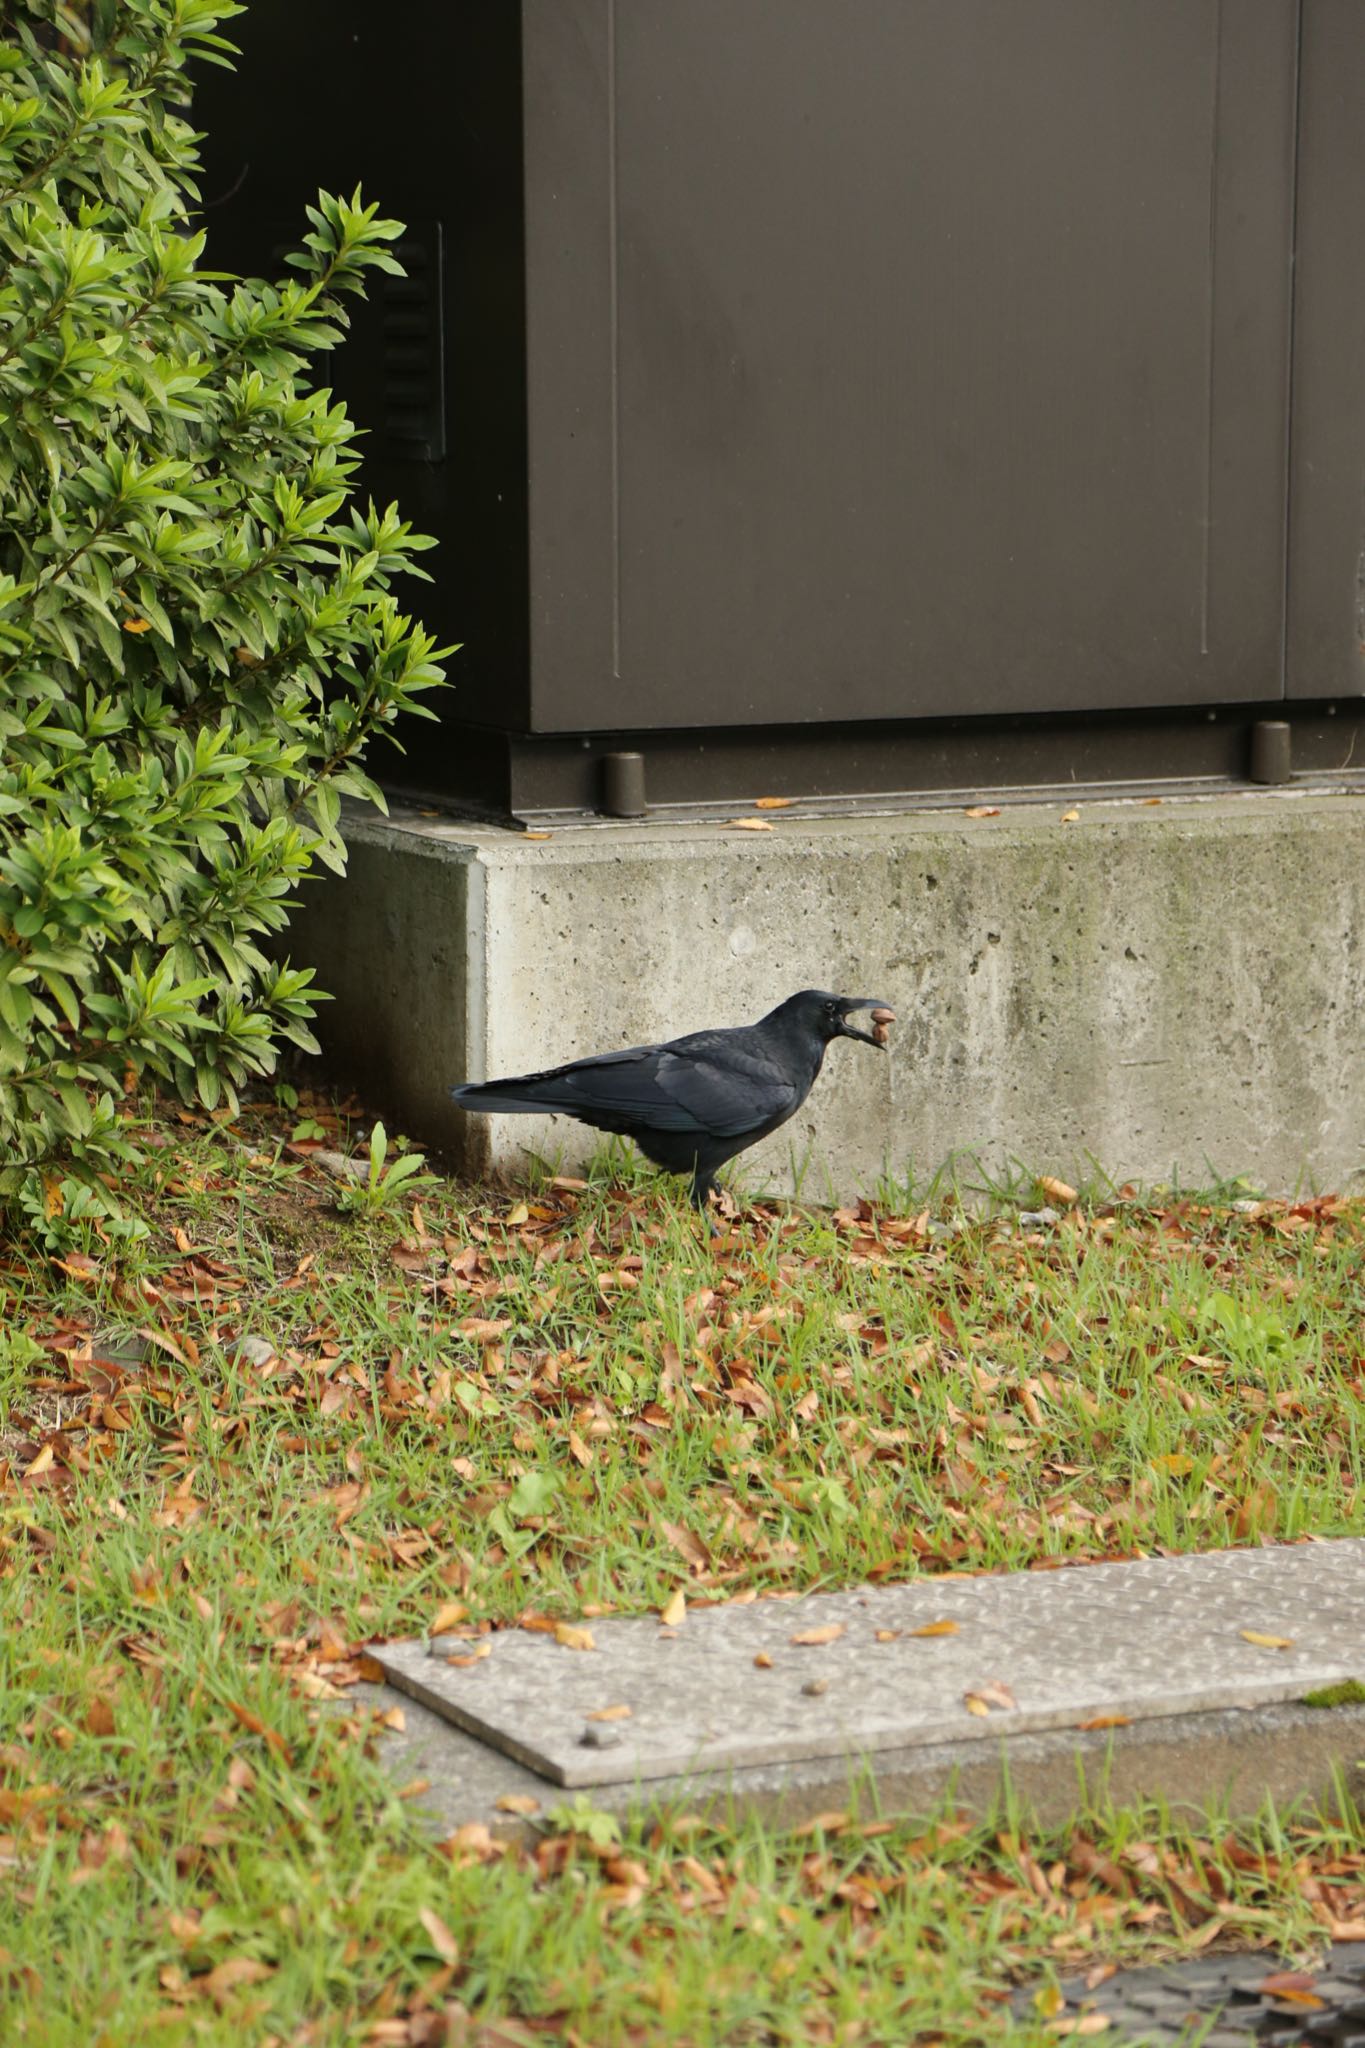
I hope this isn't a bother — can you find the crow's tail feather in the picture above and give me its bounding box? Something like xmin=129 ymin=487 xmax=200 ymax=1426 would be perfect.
xmin=450 ymin=1080 xmax=570 ymax=1117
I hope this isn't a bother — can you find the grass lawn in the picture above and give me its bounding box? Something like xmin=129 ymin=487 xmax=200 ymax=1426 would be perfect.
xmin=3 ymin=1089 xmax=1364 ymax=2045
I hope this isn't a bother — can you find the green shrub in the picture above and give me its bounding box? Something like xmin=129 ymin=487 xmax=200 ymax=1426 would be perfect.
xmin=0 ymin=0 xmax=450 ymax=1240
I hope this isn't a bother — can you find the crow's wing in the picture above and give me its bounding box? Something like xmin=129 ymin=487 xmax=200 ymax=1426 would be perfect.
xmin=454 ymin=1034 xmax=798 ymax=1138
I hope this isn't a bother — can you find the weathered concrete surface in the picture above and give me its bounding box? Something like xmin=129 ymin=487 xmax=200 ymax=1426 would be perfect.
xmin=376 ymin=1543 xmax=1365 ymax=1788
xmin=284 ymin=790 xmax=1365 ymax=1198
xmin=354 ymin=1681 xmax=1365 ymax=1845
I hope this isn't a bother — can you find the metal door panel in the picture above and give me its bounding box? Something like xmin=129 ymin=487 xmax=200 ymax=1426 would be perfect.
xmin=1285 ymin=0 xmax=1365 ymax=701
xmin=524 ymin=0 xmax=1298 ymax=731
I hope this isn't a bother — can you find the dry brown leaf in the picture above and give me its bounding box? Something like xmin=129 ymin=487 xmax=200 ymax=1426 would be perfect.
xmin=1076 ymin=1714 xmax=1131 ymax=1731
xmin=1047 ymin=2018 xmax=1110 ymax=2038
xmin=724 ymin=817 xmax=775 ymax=831
xmin=909 ymin=1619 xmax=959 ymax=1639
xmin=504 ymin=1203 xmax=529 ymax=1227
xmin=791 ymin=1623 xmax=845 ymax=1647
xmin=22 ymin=1443 xmax=54 ymax=1478
xmin=380 ymin=1706 xmax=406 ymax=1732
xmin=446 ymin=1641 xmax=492 ymax=1669
xmin=429 ymin=1600 xmax=469 ymax=1637
xmin=754 ymin=796 xmax=794 ymax=809
xmin=554 ymin=1623 xmax=596 ymax=1652
xmin=964 ymin=805 xmax=1001 ymax=818
xmin=874 ymin=1630 xmax=901 ymax=1643
xmin=495 ymin=1793 xmax=541 ymax=1815
xmin=203 ymin=1957 xmax=274 ymax=2007
xmin=964 ymin=1680 xmax=1017 ymax=1715
xmin=418 ymin=1906 xmax=460 ymax=1965
xmin=660 ymin=1588 xmax=687 ymax=1628
xmin=1239 ymin=1628 xmax=1294 ymax=1650
xmin=1037 ymin=1175 xmax=1078 ymax=1205
xmin=754 ymin=1652 xmax=773 ymax=1668
xmin=1060 ymin=808 xmax=1080 ymax=824
xmin=585 ymin=1703 xmax=632 ymax=1722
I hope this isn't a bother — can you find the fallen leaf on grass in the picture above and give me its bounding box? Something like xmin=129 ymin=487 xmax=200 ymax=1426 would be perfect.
xmin=428 ymin=1600 xmax=470 ymax=1636
xmin=1060 ymin=808 xmax=1080 ymax=824
xmin=1240 ymin=1629 xmax=1294 ymax=1650
xmin=1037 ymin=1176 xmax=1078 ymax=1205
xmin=790 ymin=1623 xmax=845 ymax=1647
xmin=203 ymin=1957 xmax=274 ymax=2008
xmin=226 ymin=1701 xmax=291 ymax=1759
xmin=418 ymin=1907 xmax=460 ymax=1965
xmin=22 ymin=1443 xmax=54 ymax=1478
xmin=660 ymin=1588 xmax=686 ymax=1627
xmin=554 ymin=1623 xmax=596 ymax=1652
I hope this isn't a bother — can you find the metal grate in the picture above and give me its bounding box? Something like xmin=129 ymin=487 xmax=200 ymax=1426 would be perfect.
xmin=1016 ymin=1944 xmax=1365 ymax=2045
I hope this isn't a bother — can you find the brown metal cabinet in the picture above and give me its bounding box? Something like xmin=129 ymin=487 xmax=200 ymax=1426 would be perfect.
xmin=198 ymin=2 xmax=1365 ymax=813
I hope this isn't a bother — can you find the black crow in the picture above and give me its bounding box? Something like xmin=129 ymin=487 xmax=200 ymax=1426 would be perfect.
xmin=450 ymin=989 xmax=895 ymax=1210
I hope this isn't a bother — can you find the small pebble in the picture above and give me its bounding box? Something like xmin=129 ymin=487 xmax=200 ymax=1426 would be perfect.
xmin=802 ymin=1678 xmax=830 ymax=1698
xmin=579 ymin=1724 xmax=623 ymax=1749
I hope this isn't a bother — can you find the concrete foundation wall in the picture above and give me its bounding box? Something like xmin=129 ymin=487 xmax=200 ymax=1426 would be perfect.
xmin=284 ymin=793 xmax=1365 ymax=1199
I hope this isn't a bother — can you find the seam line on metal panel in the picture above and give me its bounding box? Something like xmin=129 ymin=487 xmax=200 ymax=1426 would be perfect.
xmin=1279 ymin=0 xmax=1305 ymax=694
xmin=607 ymin=0 xmax=621 ymax=679
xmin=1200 ymin=0 xmax=1224 ymax=659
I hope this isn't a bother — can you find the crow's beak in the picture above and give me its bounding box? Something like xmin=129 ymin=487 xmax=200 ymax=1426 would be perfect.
xmin=837 ymin=998 xmax=896 ymax=1048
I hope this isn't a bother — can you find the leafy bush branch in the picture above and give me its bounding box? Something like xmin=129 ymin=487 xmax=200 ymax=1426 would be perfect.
xmin=0 ymin=0 xmax=452 ymax=1239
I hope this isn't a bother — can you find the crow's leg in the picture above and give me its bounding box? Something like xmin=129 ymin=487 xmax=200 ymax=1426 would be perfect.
xmin=688 ymin=1169 xmax=718 ymax=1211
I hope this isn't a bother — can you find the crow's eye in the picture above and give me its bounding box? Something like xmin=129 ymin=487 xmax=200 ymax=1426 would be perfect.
xmin=825 ymin=1001 xmax=838 ymax=1017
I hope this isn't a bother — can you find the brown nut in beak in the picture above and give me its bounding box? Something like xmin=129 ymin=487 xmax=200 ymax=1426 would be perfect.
xmin=871 ymin=1006 xmax=896 ymax=1048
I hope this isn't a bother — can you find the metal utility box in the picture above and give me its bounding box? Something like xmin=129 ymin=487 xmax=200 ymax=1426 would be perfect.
xmin=196 ymin=2 xmax=1365 ymax=816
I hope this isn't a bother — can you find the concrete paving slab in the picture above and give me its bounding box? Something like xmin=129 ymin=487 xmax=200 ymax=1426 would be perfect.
xmin=354 ymin=1682 xmax=1365 ymax=1844
xmin=375 ymin=1540 xmax=1365 ymax=1789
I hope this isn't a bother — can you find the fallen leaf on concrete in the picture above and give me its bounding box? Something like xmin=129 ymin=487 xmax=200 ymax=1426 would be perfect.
xmin=446 ymin=1641 xmax=493 ymax=1668
xmin=495 ymin=1793 xmax=541 ymax=1815
xmin=754 ymin=1652 xmax=773 ymax=1668
xmin=910 ymin=1619 xmax=959 ymax=1638
xmin=754 ymin=796 xmax=793 ymax=809
xmin=1076 ymin=1715 xmax=1131 ymax=1731
xmin=586 ymin=1704 xmax=632 ymax=1722
xmin=875 ymin=1629 xmax=901 ymax=1643
xmin=964 ymin=805 xmax=1000 ymax=818
xmin=725 ymin=818 xmax=775 ymax=831
xmin=1046 ymin=2017 xmax=1110 ymax=2038
xmin=964 ymin=1680 xmax=1017 ymax=1714
xmin=1239 ymin=1629 xmax=1294 ymax=1650
xmin=791 ymin=1623 xmax=845 ymax=1647
xmin=554 ymin=1623 xmax=595 ymax=1651
xmin=660 ymin=1588 xmax=686 ymax=1627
